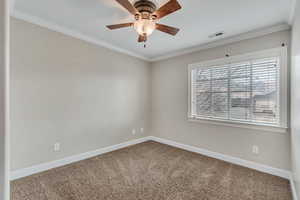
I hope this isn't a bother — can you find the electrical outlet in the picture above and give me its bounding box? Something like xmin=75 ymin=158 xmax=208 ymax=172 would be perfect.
xmin=140 ymin=128 xmax=144 ymax=133
xmin=54 ymin=142 xmax=60 ymax=152
xmin=132 ymin=129 xmax=136 ymax=135
xmin=252 ymin=145 xmax=259 ymax=155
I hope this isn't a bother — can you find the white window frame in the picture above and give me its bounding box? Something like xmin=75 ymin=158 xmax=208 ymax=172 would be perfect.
xmin=188 ymin=47 xmax=288 ymax=133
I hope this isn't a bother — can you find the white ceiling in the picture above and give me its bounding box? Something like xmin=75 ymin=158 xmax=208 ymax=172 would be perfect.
xmin=13 ymin=0 xmax=293 ymax=60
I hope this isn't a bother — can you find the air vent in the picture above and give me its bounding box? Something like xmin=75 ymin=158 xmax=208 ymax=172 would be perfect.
xmin=209 ymin=31 xmax=224 ymax=38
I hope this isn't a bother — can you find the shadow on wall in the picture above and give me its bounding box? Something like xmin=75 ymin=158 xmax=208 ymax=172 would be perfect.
xmin=293 ymin=55 xmax=300 ymax=193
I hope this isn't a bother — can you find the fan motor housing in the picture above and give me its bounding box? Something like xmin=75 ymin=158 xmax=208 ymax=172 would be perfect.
xmin=134 ymin=0 xmax=157 ymax=14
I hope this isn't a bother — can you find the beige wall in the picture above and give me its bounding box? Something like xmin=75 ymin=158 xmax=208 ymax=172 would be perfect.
xmin=151 ymin=30 xmax=291 ymax=170
xmin=0 ymin=0 xmax=9 ymax=199
xmin=11 ymin=16 xmax=292 ymax=174
xmin=10 ymin=18 xmax=151 ymax=170
xmin=291 ymin=0 xmax=300 ymax=197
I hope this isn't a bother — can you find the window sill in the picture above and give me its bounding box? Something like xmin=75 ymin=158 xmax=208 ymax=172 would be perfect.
xmin=187 ymin=116 xmax=288 ymax=133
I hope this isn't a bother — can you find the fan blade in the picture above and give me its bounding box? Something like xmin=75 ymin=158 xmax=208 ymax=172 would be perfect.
xmin=156 ymin=23 xmax=179 ymax=36
xmin=106 ymin=23 xmax=133 ymax=30
xmin=154 ymin=0 xmax=181 ymax=19
xmin=138 ymin=34 xmax=147 ymax=42
xmin=115 ymin=0 xmax=138 ymax=15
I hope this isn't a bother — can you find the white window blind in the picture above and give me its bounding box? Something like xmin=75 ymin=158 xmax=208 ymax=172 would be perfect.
xmin=190 ymin=57 xmax=280 ymax=125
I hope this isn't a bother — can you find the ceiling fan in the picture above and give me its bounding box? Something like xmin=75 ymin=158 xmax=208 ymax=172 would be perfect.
xmin=106 ymin=0 xmax=182 ymax=45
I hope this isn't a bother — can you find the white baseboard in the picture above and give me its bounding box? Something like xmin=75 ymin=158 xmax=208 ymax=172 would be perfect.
xmin=10 ymin=137 xmax=151 ymax=180
xmin=290 ymin=174 xmax=299 ymax=200
xmin=10 ymin=135 xmax=298 ymax=199
xmin=11 ymin=135 xmax=292 ymax=183
xmin=148 ymin=136 xmax=299 ymax=198
xmin=148 ymin=136 xmax=291 ymax=179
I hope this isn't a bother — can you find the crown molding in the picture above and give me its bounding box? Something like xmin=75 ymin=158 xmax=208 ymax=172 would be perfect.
xmin=149 ymin=23 xmax=291 ymax=62
xmin=11 ymin=10 xmax=151 ymax=61
xmin=289 ymin=0 xmax=297 ymax=25
xmin=11 ymin=10 xmax=291 ymax=63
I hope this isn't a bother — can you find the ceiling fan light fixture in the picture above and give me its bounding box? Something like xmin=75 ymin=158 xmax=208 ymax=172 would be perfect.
xmin=134 ymin=18 xmax=156 ymax=36
xmin=106 ymin=0 xmax=182 ymax=43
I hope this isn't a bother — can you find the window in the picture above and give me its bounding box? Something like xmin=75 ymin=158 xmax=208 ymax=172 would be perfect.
xmin=188 ymin=48 xmax=288 ymax=131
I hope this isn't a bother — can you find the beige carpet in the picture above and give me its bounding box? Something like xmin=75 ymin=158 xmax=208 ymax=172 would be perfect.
xmin=11 ymin=141 xmax=292 ymax=200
